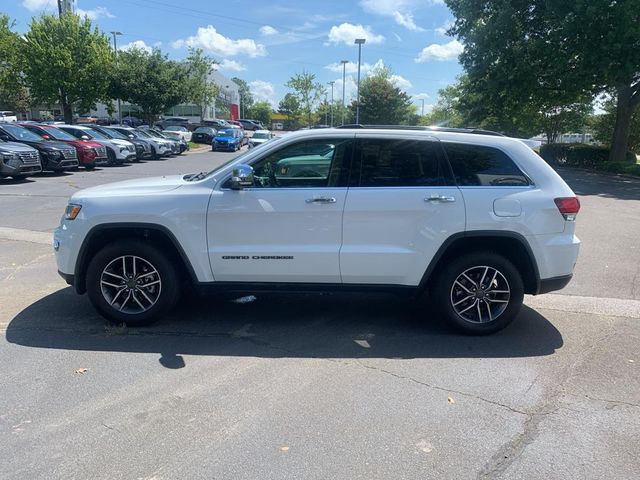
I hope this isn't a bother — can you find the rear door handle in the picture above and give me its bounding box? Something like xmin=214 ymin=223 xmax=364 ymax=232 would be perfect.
xmin=306 ymin=197 xmax=337 ymax=204
xmin=425 ymin=195 xmax=456 ymax=203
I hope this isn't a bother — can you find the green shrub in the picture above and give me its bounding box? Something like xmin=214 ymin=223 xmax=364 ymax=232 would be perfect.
xmin=539 ymin=143 xmax=636 ymax=168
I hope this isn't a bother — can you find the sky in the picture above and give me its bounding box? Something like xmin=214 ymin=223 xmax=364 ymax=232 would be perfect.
xmin=8 ymin=0 xmax=464 ymax=113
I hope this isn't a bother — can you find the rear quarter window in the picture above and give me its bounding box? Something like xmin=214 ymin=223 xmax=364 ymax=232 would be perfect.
xmin=443 ymin=142 xmax=530 ymax=187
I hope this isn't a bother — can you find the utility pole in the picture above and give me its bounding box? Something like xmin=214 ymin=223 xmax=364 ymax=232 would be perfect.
xmin=354 ymin=38 xmax=366 ymax=124
xmin=327 ymin=81 xmax=335 ymax=127
xmin=340 ymin=60 xmax=348 ymax=125
xmin=110 ymin=31 xmax=123 ymax=124
xmin=421 ymin=98 xmax=425 ymax=116
xmin=58 ymin=0 xmax=74 ymax=16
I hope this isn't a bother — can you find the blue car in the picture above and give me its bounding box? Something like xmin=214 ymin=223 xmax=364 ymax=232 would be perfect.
xmin=212 ymin=128 xmax=242 ymax=152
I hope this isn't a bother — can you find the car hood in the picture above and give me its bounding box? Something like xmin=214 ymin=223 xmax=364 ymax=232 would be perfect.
xmin=215 ymin=135 xmax=236 ymax=140
xmin=73 ymin=175 xmax=186 ymax=199
xmin=109 ymin=139 xmax=134 ymax=147
xmin=0 ymin=141 xmax=38 ymax=153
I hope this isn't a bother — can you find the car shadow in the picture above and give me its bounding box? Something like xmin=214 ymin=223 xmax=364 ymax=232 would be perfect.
xmin=6 ymin=288 xmax=563 ymax=368
xmin=36 ymin=170 xmax=73 ymax=178
xmin=0 ymin=177 xmax=35 ymax=184
xmin=557 ymin=167 xmax=640 ymax=201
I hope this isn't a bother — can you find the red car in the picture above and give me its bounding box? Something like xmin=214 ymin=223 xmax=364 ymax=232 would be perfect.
xmin=19 ymin=123 xmax=109 ymax=170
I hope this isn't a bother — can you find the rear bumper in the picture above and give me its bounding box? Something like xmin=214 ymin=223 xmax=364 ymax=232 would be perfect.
xmin=537 ymin=274 xmax=573 ymax=294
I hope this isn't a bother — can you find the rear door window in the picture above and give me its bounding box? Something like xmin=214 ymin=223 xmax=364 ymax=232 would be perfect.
xmin=353 ymin=138 xmax=452 ymax=187
xmin=443 ymin=143 xmax=530 ymax=186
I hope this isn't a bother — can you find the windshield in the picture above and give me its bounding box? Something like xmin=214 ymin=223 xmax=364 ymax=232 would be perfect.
xmin=102 ymin=128 xmax=128 ymax=140
xmin=218 ymin=129 xmax=235 ymax=136
xmin=41 ymin=127 xmax=77 ymax=141
xmin=165 ymin=126 xmax=185 ymax=132
xmin=195 ymin=127 xmax=213 ymax=133
xmin=135 ymin=129 xmax=153 ymax=139
xmin=2 ymin=124 xmax=43 ymax=141
xmin=252 ymin=132 xmax=270 ymax=139
xmin=149 ymin=129 xmax=168 ymax=138
xmin=83 ymin=129 xmax=108 ymax=140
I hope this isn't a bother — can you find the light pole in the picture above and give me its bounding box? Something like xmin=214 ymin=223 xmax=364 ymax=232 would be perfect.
xmin=110 ymin=31 xmax=123 ymax=124
xmin=420 ymin=98 xmax=425 ymax=116
xmin=340 ymin=60 xmax=348 ymax=125
xmin=354 ymin=38 xmax=366 ymax=124
xmin=327 ymin=81 xmax=335 ymax=127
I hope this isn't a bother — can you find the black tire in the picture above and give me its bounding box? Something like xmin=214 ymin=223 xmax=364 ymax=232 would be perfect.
xmin=86 ymin=240 xmax=180 ymax=326
xmin=433 ymin=251 xmax=524 ymax=335
xmin=106 ymin=148 xmax=117 ymax=166
xmin=85 ymin=164 xmax=95 ymax=171
xmin=151 ymin=145 xmax=159 ymax=160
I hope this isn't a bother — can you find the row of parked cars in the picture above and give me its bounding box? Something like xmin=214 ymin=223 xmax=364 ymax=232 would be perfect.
xmin=0 ymin=122 xmax=189 ymax=180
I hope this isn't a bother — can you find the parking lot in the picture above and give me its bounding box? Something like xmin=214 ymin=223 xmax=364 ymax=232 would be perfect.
xmin=1 ymin=150 xmax=639 ymax=479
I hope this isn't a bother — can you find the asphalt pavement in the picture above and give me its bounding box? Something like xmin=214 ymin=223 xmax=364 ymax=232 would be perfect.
xmin=1 ymin=148 xmax=638 ymax=479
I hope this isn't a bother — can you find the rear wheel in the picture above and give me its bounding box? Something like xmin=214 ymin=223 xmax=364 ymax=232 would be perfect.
xmin=106 ymin=148 xmax=117 ymax=166
xmin=85 ymin=164 xmax=95 ymax=171
xmin=433 ymin=252 xmax=524 ymax=335
xmin=151 ymin=145 xmax=159 ymax=160
xmin=86 ymin=241 xmax=179 ymax=325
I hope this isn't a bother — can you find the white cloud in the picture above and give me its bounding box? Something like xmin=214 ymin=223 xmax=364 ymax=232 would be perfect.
xmin=250 ymin=80 xmax=276 ymax=107
xmin=435 ymin=20 xmax=453 ymax=36
xmin=415 ymin=39 xmax=464 ymax=62
xmin=259 ymin=25 xmax=278 ymax=36
xmin=21 ymin=0 xmax=53 ymax=11
xmin=333 ymin=75 xmax=358 ymax=103
xmin=76 ymin=6 xmax=115 ymax=20
xmin=120 ymin=40 xmax=152 ymax=54
xmin=327 ymin=23 xmax=384 ymax=46
xmin=324 ymin=61 xmax=371 ymax=74
xmin=412 ymin=93 xmax=430 ymax=100
xmin=390 ymin=74 xmax=412 ymax=91
xmin=217 ymin=59 xmax=247 ymax=72
xmin=360 ymin=0 xmax=425 ymax=31
xmin=172 ymin=26 xmax=267 ymax=58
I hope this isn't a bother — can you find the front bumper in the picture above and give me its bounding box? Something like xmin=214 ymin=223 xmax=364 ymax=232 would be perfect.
xmin=537 ymin=274 xmax=573 ymax=294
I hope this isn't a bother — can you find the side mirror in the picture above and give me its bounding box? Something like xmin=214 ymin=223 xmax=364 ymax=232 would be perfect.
xmin=0 ymin=134 xmax=10 ymax=141
xmin=81 ymin=135 xmax=90 ymax=140
xmin=128 ymin=134 xmax=135 ymax=139
xmin=230 ymin=164 xmax=254 ymax=190
xmin=42 ymin=134 xmax=51 ymax=140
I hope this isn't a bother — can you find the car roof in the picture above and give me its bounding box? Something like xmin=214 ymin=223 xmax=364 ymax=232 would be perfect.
xmin=254 ymin=130 xmax=271 ymax=134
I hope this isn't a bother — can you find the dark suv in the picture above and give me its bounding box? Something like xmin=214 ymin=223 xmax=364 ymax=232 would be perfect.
xmin=0 ymin=123 xmax=78 ymax=171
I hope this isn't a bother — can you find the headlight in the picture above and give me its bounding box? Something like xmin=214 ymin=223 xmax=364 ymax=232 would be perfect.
xmin=64 ymin=204 xmax=82 ymax=220
xmin=46 ymin=150 xmax=62 ymax=158
xmin=1 ymin=152 xmax=20 ymax=167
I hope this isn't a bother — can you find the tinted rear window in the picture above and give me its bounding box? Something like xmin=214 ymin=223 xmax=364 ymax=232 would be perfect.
xmin=443 ymin=143 xmax=529 ymax=186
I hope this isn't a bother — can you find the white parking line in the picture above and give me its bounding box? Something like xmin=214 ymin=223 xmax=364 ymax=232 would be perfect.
xmin=525 ymin=293 xmax=640 ymax=319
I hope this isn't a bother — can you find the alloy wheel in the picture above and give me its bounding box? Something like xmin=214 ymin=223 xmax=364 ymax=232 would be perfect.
xmin=100 ymin=255 xmax=162 ymax=314
xmin=450 ymin=265 xmax=510 ymax=323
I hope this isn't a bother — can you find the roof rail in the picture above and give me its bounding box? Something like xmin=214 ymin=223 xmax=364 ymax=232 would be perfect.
xmin=336 ymin=124 xmax=505 ymax=137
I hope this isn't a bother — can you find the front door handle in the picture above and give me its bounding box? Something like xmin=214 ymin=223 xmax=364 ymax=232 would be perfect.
xmin=306 ymin=197 xmax=337 ymax=204
xmin=425 ymin=195 xmax=456 ymax=203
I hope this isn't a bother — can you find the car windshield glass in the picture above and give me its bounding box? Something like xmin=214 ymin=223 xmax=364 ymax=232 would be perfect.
xmin=135 ymin=129 xmax=152 ymax=138
xmin=219 ymin=130 xmax=235 ymax=136
xmin=165 ymin=126 xmax=185 ymax=131
xmin=194 ymin=127 xmax=212 ymax=133
xmin=149 ymin=129 xmax=167 ymax=138
xmin=43 ymin=128 xmax=76 ymax=141
xmin=2 ymin=125 xmax=43 ymax=141
xmin=253 ymin=132 xmax=270 ymax=139
xmin=102 ymin=128 xmax=128 ymax=140
xmin=84 ymin=129 xmax=107 ymax=140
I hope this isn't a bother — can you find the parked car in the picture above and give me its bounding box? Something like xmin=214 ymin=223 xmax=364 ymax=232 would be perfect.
xmin=86 ymin=125 xmax=152 ymax=161
xmin=212 ymin=128 xmax=243 ymax=151
xmin=53 ymin=127 xmax=581 ymax=333
xmin=238 ymin=119 xmax=260 ymax=131
xmin=141 ymin=127 xmax=185 ymax=154
xmin=0 ymin=123 xmax=78 ymax=171
xmin=110 ymin=126 xmax=172 ymax=160
xmin=163 ymin=125 xmax=192 ymax=142
xmin=0 ymin=138 xmax=41 ymax=179
xmin=59 ymin=125 xmax=137 ymax=166
xmin=21 ymin=124 xmax=108 ymax=170
xmin=204 ymin=119 xmax=230 ymax=130
xmin=121 ymin=116 xmax=145 ymax=128
xmin=248 ymin=130 xmax=275 ymax=149
xmin=155 ymin=116 xmax=190 ymax=130
xmin=0 ymin=111 xmax=18 ymax=123
xmin=192 ymin=126 xmax=217 ymax=144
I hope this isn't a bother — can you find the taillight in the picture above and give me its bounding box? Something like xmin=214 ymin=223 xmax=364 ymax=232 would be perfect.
xmin=554 ymin=197 xmax=580 ymax=221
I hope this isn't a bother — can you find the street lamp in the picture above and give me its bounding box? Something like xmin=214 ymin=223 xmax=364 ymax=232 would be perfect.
xmin=327 ymin=81 xmax=335 ymax=127
xmin=354 ymin=38 xmax=366 ymax=124
xmin=340 ymin=60 xmax=348 ymax=125
xmin=110 ymin=31 xmax=123 ymax=124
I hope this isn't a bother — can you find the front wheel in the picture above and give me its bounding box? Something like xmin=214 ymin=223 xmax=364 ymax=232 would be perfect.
xmin=433 ymin=252 xmax=524 ymax=335
xmin=86 ymin=241 xmax=179 ymax=325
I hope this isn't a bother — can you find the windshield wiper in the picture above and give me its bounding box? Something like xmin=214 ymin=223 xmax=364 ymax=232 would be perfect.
xmin=187 ymin=171 xmax=208 ymax=181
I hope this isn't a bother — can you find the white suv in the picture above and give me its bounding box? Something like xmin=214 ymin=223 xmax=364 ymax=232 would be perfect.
xmin=54 ymin=127 xmax=580 ymax=334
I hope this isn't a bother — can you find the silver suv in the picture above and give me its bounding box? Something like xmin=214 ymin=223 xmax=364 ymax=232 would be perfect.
xmin=0 ymin=139 xmax=42 ymax=179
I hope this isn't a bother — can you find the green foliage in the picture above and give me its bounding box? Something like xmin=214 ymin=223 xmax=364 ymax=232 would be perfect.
xmin=539 ymin=143 xmax=636 ymax=168
xmin=591 ymin=95 xmax=640 ymax=154
xmin=285 ymin=71 xmax=325 ymax=126
xmin=184 ymin=48 xmax=218 ymax=120
xmin=231 ymin=77 xmax=253 ymax=116
xmin=352 ymin=66 xmax=413 ymax=125
xmin=0 ymin=15 xmax=31 ymax=112
xmin=446 ymin=0 xmax=640 ymax=160
xmin=22 ymin=13 xmax=113 ymax=123
xmin=248 ymin=101 xmax=272 ymax=126
xmin=109 ymin=47 xmax=189 ymax=124
xmin=278 ymin=92 xmax=301 ymax=129
xmin=419 ymin=82 xmax=466 ymax=128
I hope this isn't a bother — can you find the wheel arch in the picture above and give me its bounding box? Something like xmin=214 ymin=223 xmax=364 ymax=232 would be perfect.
xmin=419 ymin=231 xmax=540 ymax=295
xmin=74 ymin=223 xmax=198 ymax=294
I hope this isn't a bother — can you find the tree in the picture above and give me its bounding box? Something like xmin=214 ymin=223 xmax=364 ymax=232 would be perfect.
xmin=248 ymin=101 xmax=272 ymax=126
xmin=109 ymin=47 xmax=189 ymax=124
xmin=184 ymin=48 xmax=218 ymax=121
xmin=22 ymin=13 xmax=113 ymax=123
xmin=592 ymin=95 xmax=640 ymax=154
xmin=352 ymin=66 xmax=413 ymax=125
xmin=446 ymin=0 xmax=640 ymax=161
xmin=278 ymin=93 xmax=301 ymax=129
xmin=285 ymin=71 xmax=325 ymax=126
xmin=232 ymin=77 xmax=253 ymax=118
xmin=0 ymin=15 xmax=31 ymax=113
xmin=420 ymin=82 xmax=466 ymax=128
